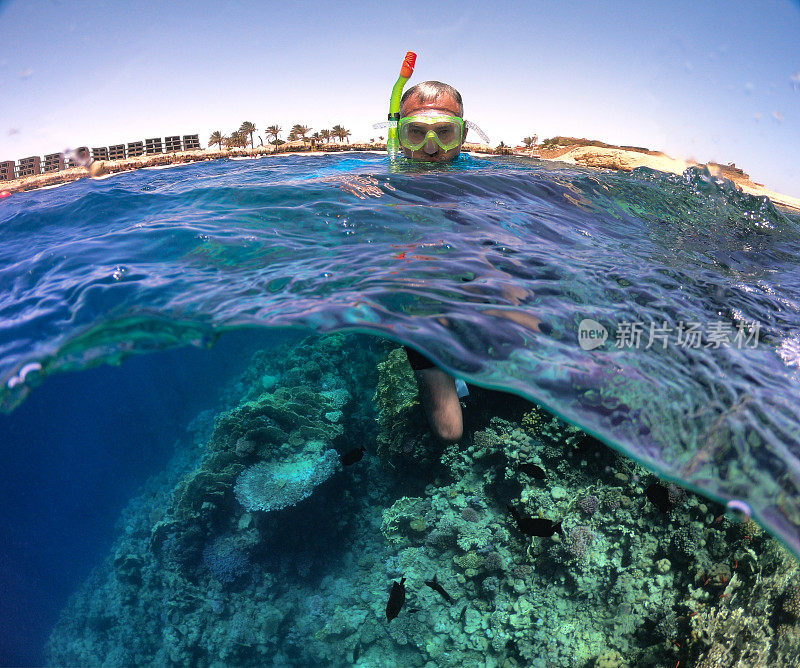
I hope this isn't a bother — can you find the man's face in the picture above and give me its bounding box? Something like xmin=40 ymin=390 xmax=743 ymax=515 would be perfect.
xmin=400 ymin=92 xmax=468 ymax=163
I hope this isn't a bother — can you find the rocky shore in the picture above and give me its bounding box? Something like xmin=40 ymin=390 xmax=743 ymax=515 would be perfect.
xmin=537 ymin=145 xmax=800 ymax=213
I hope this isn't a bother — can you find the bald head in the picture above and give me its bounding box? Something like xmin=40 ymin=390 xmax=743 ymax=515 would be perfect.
xmin=400 ymin=81 xmax=464 ymax=117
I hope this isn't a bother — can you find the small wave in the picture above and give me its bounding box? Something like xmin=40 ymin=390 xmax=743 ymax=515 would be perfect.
xmin=90 ymin=171 xmax=124 ymax=180
xmin=142 ymin=162 xmax=192 ymax=170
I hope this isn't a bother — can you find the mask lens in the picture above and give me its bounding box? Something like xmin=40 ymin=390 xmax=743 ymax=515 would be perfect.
xmin=404 ymin=123 xmax=429 ymax=145
xmin=433 ymin=123 xmax=457 ymax=146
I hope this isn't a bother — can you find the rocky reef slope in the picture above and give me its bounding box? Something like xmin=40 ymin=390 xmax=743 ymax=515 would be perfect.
xmin=47 ymin=334 xmax=800 ymax=667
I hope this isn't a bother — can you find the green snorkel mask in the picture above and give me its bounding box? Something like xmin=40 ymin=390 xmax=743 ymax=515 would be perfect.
xmin=398 ymin=114 xmax=465 ymax=152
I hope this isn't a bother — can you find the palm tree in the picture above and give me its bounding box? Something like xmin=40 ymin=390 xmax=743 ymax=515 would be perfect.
xmin=331 ymin=124 xmax=344 ymax=143
xmin=229 ymin=130 xmax=247 ymax=148
xmin=209 ymin=131 xmax=225 ymax=150
xmin=320 ymin=129 xmax=331 ymax=144
xmin=522 ymin=137 xmax=534 ymax=148
xmin=240 ymin=121 xmax=256 ymax=149
xmin=340 ymin=127 xmax=351 ymax=144
xmin=266 ymin=125 xmax=281 ymax=149
xmin=291 ymin=124 xmax=312 ymax=146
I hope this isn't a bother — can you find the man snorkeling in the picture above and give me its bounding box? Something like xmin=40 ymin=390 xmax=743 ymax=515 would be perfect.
xmin=397 ymin=80 xmax=468 ymax=164
xmin=396 ymin=79 xmax=470 ymax=443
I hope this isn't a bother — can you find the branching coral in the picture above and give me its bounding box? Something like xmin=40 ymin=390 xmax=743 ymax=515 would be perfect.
xmin=521 ymin=405 xmax=586 ymax=449
xmin=691 ymin=605 xmax=774 ymax=667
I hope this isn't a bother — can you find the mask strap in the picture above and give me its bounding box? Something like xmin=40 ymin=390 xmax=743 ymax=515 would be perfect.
xmin=465 ymin=120 xmax=490 ymax=145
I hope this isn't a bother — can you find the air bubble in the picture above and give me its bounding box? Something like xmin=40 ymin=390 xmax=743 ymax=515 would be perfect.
xmin=725 ymin=499 xmax=752 ymax=522
xmin=7 ymin=362 xmax=42 ymax=389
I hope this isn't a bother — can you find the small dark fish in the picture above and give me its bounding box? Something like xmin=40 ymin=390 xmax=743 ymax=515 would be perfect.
xmin=646 ymin=482 xmax=674 ymax=514
xmin=385 ymin=577 xmax=406 ymax=622
xmin=340 ymin=445 xmax=366 ymax=466
xmin=517 ymin=462 xmax=546 ymax=479
xmin=459 ymin=603 xmax=468 ymax=624
xmin=424 ymin=574 xmax=454 ymax=604
xmin=507 ymin=505 xmax=563 ymax=537
xmin=352 ymin=640 xmax=361 ymax=663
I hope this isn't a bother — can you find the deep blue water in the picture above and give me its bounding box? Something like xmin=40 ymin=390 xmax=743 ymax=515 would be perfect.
xmin=1 ymin=153 xmax=800 ymax=664
xmin=0 ymin=327 xmax=296 ymax=665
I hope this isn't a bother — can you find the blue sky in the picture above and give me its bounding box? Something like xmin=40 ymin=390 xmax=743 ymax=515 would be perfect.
xmin=1 ymin=0 xmax=798 ymax=196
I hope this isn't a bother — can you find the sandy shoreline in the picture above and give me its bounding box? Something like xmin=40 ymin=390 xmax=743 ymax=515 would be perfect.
xmin=2 ymin=143 xmax=798 ymax=213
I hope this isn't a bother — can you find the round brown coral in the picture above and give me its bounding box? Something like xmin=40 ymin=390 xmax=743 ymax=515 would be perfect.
xmin=460 ymin=506 xmax=480 ymax=522
xmin=594 ymin=649 xmax=629 ymax=668
xmin=782 ymin=585 xmax=800 ymax=619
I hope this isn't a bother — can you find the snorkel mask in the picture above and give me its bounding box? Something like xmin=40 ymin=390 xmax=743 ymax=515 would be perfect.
xmin=398 ymin=114 xmax=464 ymax=152
xmin=379 ymin=51 xmax=490 ymax=160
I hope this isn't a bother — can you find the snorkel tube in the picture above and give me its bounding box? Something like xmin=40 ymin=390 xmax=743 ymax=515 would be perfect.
xmin=387 ymin=51 xmax=417 ymax=160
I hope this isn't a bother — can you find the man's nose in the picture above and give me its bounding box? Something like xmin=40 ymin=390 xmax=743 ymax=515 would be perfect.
xmin=423 ymin=137 xmax=438 ymax=154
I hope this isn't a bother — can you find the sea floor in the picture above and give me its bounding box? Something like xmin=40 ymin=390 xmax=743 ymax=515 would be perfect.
xmin=46 ymin=333 xmax=800 ymax=667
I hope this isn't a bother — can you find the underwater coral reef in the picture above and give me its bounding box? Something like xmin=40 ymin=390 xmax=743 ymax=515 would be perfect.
xmin=46 ymin=333 xmax=800 ymax=667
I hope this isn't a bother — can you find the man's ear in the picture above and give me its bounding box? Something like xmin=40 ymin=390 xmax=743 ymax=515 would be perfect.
xmin=462 ymin=126 xmax=469 ymax=143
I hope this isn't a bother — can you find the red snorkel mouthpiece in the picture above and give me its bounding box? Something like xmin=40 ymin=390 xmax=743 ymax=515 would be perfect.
xmin=400 ymin=51 xmax=417 ymax=79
